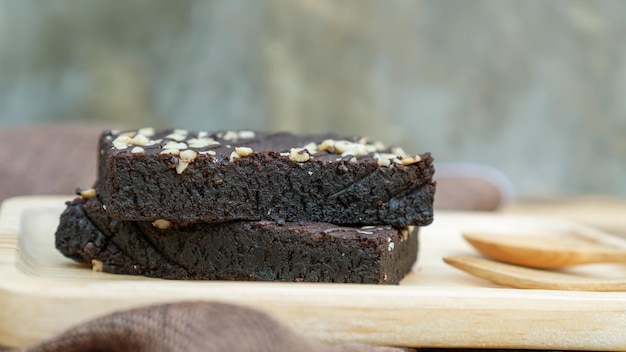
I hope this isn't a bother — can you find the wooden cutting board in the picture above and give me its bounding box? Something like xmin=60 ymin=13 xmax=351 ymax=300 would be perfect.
xmin=2 ymin=196 xmax=626 ymax=350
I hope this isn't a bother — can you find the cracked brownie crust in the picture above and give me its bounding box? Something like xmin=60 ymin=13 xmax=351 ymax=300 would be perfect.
xmin=55 ymin=196 xmax=419 ymax=284
xmin=96 ymin=129 xmax=436 ymax=226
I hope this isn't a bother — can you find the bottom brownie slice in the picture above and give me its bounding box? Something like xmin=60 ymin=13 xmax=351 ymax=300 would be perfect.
xmin=55 ymin=196 xmax=418 ymax=284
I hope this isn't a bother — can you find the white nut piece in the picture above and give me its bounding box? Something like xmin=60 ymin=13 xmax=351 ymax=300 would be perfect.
xmin=302 ymin=142 xmax=318 ymax=154
xmin=238 ymin=130 xmax=256 ymax=139
xmin=152 ymin=219 xmax=172 ymax=230
xmin=222 ymin=131 xmax=239 ymax=141
xmin=391 ymin=147 xmax=407 ymax=158
xmin=318 ymin=139 xmax=335 ymax=152
xmin=373 ymin=153 xmax=391 ymax=167
xmin=336 ymin=140 xmax=369 ymax=157
xmin=79 ymin=188 xmax=97 ymax=199
xmin=131 ymin=133 xmax=150 ymax=146
xmin=235 ymin=147 xmax=253 ymax=157
xmin=333 ymin=140 xmax=353 ymax=154
xmin=160 ymin=148 xmax=180 ymax=156
xmin=199 ymin=150 xmax=217 ymax=155
xmin=112 ymin=135 xmax=133 ymax=150
xmin=180 ymin=149 xmax=198 ymax=163
xmin=401 ymin=155 xmax=422 ymax=165
xmin=188 ymin=137 xmax=219 ymax=148
xmin=131 ymin=146 xmax=145 ymax=154
xmin=289 ymin=148 xmax=310 ymax=162
xmin=166 ymin=130 xmax=187 ymax=141
xmin=138 ymin=127 xmax=155 ymax=137
xmin=374 ymin=153 xmax=400 ymax=167
xmin=176 ymin=160 xmax=189 ymax=174
xmin=91 ymin=259 xmax=103 ymax=272
xmin=229 ymin=151 xmax=240 ymax=162
xmin=402 ymin=226 xmax=412 ymax=241
xmin=163 ymin=141 xmax=188 ymax=150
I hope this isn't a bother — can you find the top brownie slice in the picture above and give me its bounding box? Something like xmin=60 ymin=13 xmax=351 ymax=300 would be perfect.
xmin=96 ymin=128 xmax=435 ymax=226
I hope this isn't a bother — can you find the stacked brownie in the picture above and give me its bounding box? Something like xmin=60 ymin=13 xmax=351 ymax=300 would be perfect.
xmin=55 ymin=128 xmax=436 ymax=284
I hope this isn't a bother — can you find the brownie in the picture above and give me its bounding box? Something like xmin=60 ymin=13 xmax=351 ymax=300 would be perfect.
xmin=96 ymin=128 xmax=435 ymax=226
xmin=55 ymin=196 xmax=419 ymax=284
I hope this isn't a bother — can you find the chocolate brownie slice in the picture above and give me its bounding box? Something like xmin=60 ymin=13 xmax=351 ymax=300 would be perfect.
xmin=96 ymin=128 xmax=435 ymax=226
xmin=55 ymin=196 xmax=419 ymax=284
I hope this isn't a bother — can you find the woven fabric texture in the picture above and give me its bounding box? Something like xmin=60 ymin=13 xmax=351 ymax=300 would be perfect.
xmin=3 ymin=301 xmax=415 ymax=352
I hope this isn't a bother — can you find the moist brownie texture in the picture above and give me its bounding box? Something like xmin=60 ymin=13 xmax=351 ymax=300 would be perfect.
xmin=97 ymin=128 xmax=435 ymax=226
xmin=55 ymin=196 xmax=419 ymax=284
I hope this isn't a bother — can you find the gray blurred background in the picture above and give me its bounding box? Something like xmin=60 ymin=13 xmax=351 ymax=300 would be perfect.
xmin=1 ymin=0 xmax=625 ymax=197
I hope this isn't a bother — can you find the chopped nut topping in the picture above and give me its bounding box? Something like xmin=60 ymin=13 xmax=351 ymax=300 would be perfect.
xmin=160 ymin=149 xmax=180 ymax=156
xmin=302 ymin=142 xmax=318 ymax=154
xmin=166 ymin=130 xmax=188 ymax=141
xmin=131 ymin=134 xmax=150 ymax=146
xmin=91 ymin=259 xmax=103 ymax=272
xmin=235 ymin=147 xmax=253 ymax=157
xmin=388 ymin=242 xmax=395 ymax=251
xmin=289 ymin=148 xmax=310 ymax=162
xmin=131 ymin=146 xmax=145 ymax=154
xmin=137 ymin=127 xmax=155 ymax=137
xmin=391 ymin=147 xmax=406 ymax=158
xmin=199 ymin=150 xmax=217 ymax=155
xmin=401 ymin=155 xmax=422 ymax=165
xmin=79 ymin=188 xmax=97 ymax=199
xmin=336 ymin=140 xmax=369 ymax=157
xmin=318 ymin=139 xmax=335 ymax=152
xmin=163 ymin=141 xmax=188 ymax=150
xmin=152 ymin=219 xmax=172 ymax=230
xmin=197 ymin=131 xmax=209 ymax=138
xmin=238 ymin=131 xmax=256 ymax=139
xmin=112 ymin=135 xmax=133 ymax=150
xmin=333 ymin=140 xmax=353 ymax=154
xmin=222 ymin=131 xmax=238 ymax=141
xmin=180 ymin=149 xmax=198 ymax=163
xmin=374 ymin=153 xmax=400 ymax=167
xmin=176 ymin=160 xmax=189 ymax=174
xmin=188 ymin=137 xmax=219 ymax=148
xmin=374 ymin=156 xmax=391 ymax=167
xmin=401 ymin=227 xmax=412 ymax=241
xmin=229 ymin=151 xmax=240 ymax=162
xmin=120 ymin=131 xmax=137 ymax=138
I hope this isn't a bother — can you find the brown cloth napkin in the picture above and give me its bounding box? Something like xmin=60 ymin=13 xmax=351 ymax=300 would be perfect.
xmin=2 ymin=301 xmax=415 ymax=352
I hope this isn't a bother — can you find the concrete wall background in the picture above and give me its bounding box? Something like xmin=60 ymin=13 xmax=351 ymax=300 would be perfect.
xmin=1 ymin=0 xmax=625 ymax=196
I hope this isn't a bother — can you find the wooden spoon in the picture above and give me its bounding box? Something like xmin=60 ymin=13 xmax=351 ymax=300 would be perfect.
xmin=463 ymin=232 xmax=626 ymax=269
xmin=443 ymin=255 xmax=626 ymax=291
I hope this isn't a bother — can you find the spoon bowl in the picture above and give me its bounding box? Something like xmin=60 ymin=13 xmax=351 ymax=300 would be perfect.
xmin=463 ymin=232 xmax=626 ymax=269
